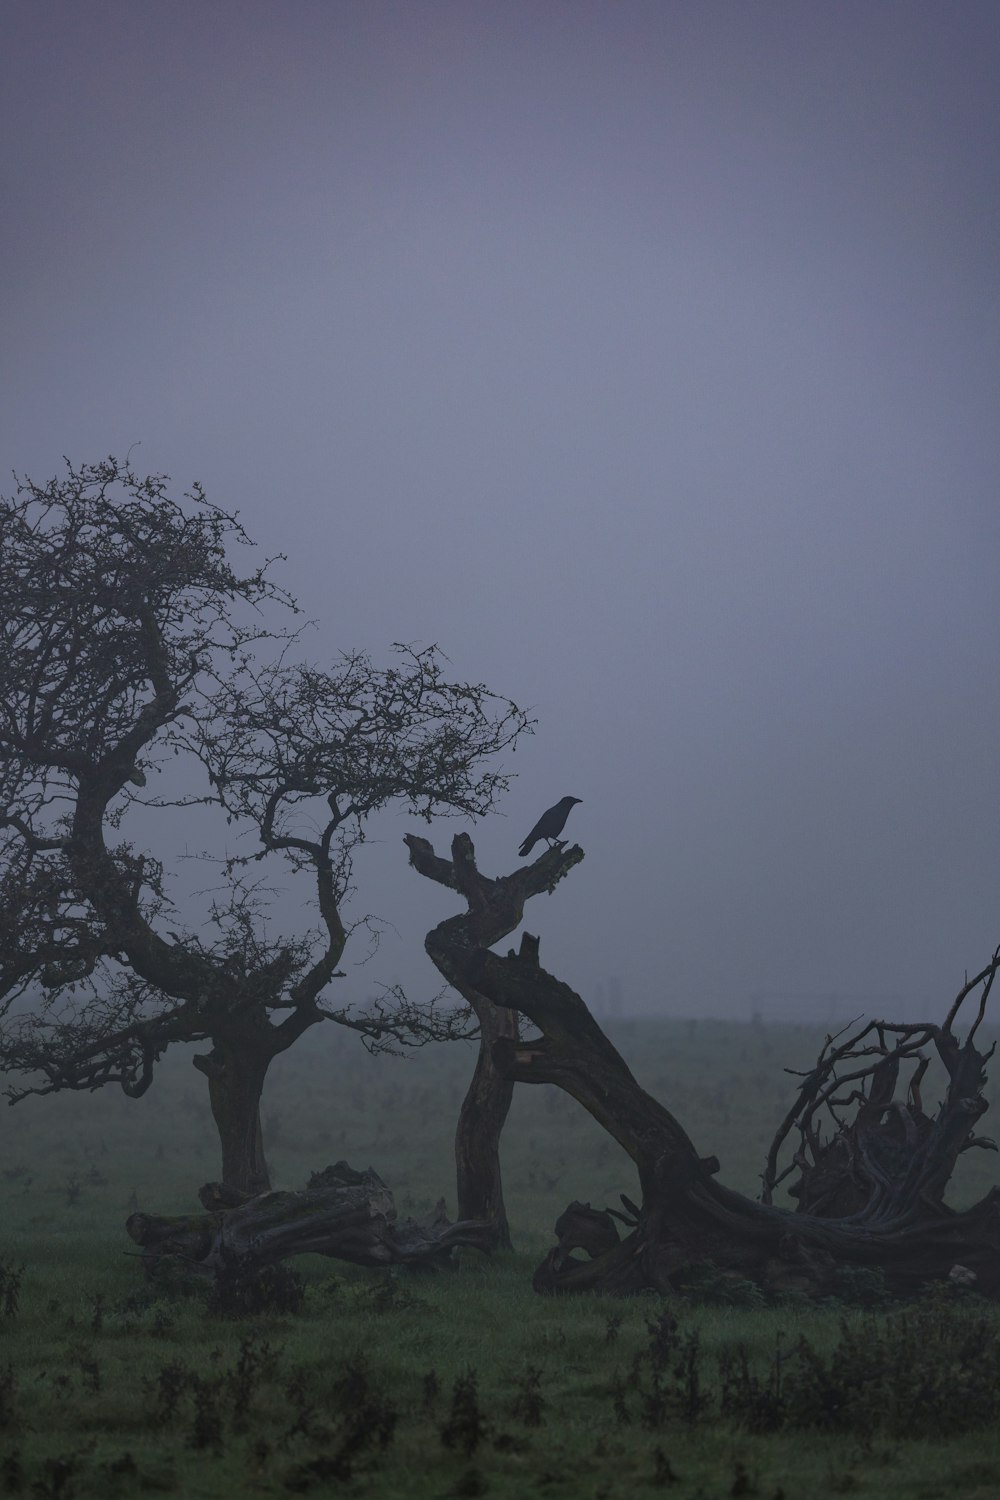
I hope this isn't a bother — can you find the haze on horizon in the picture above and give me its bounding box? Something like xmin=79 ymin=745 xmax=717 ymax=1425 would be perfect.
xmin=2 ymin=0 xmax=998 ymax=1022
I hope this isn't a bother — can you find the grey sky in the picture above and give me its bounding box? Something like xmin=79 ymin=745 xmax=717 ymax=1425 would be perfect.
xmin=3 ymin=0 xmax=999 ymax=1017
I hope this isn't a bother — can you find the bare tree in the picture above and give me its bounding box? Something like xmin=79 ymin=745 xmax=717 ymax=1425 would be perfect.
xmin=0 ymin=457 xmax=531 ymax=1193
xmin=409 ymin=832 xmax=1000 ymax=1299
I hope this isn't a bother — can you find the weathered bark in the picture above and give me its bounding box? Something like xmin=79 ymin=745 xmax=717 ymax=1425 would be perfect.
xmin=126 ymin=1160 xmax=495 ymax=1276
xmin=405 ymin=833 xmax=582 ymax=1251
xmin=407 ymin=834 xmax=1000 ymax=1299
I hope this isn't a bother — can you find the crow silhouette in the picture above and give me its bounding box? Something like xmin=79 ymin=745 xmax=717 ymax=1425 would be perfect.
xmin=518 ymin=796 xmax=582 ymax=858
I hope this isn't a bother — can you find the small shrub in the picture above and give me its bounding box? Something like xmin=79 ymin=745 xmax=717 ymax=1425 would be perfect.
xmin=720 ymin=1299 xmax=1000 ymax=1438
xmin=149 ymin=1306 xmax=174 ymax=1338
xmin=310 ymin=1273 xmax=347 ymax=1304
xmin=441 ymin=1368 xmax=486 ymax=1457
xmin=353 ymin=1272 xmax=426 ymax=1315
xmin=0 ymin=1366 xmax=17 ymax=1431
xmin=284 ymin=1355 xmax=397 ymax=1489
xmin=102 ymin=1452 xmax=137 ymax=1484
xmin=281 ymin=1364 xmax=318 ymax=1443
xmin=451 ymin=1468 xmax=489 ymax=1497
xmin=143 ymin=1336 xmax=284 ymax=1455
xmin=0 ymin=1261 xmax=24 ymax=1320
xmin=604 ymin=1312 xmax=624 ymax=1344
xmin=509 ymin=1364 xmax=545 ymax=1427
xmin=130 ymin=1258 xmax=208 ymax=1306
xmin=673 ymin=1262 xmax=768 ymax=1309
xmin=225 ymin=1335 xmax=281 ymax=1420
xmin=674 ymin=1331 xmax=710 ymax=1424
xmin=89 ymin=1292 xmax=105 ymax=1334
xmin=645 ymin=1310 xmax=680 ymax=1368
xmin=422 ymin=1369 xmax=441 ymax=1411
xmin=652 ymin=1447 xmax=679 ymax=1486
xmin=729 ymin=1459 xmax=757 ymax=1495
xmin=188 ymin=1382 xmax=224 ymax=1451
xmin=609 ymin=1370 xmax=631 ymax=1426
xmin=207 ymin=1260 xmax=304 ymax=1318
xmin=145 ymin=1359 xmax=194 ymax=1424
xmin=638 ymin=1368 xmax=669 ymax=1430
xmin=31 ymin=1453 xmax=79 ymax=1499
xmin=826 ymin=1266 xmax=893 ymax=1309
xmin=719 ymin=1340 xmax=786 ymax=1434
xmin=104 ymin=1290 xmax=180 ymax=1338
xmin=0 ymin=1449 xmax=22 ymax=1491
xmin=284 ymin=1452 xmax=354 ymax=1491
xmin=613 ymin=1315 xmax=710 ymax=1429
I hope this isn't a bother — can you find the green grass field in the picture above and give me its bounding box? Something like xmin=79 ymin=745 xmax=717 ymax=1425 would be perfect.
xmin=2 ymin=1018 xmax=1000 ymax=1499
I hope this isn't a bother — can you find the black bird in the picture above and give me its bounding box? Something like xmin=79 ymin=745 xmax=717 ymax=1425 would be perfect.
xmin=518 ymin=796 xmax=582 ymax=858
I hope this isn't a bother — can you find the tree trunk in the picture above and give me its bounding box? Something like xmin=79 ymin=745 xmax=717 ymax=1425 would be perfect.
xmin=406 ymin=833 xmax=1000 ymax=1300
xmin=454 ymin=992 xmax=517 ymax=1249
xmin=193 ymin=1038 xmax=272 ymax=1197
xmin=404 ymin=832 xmax=578 ymax=1252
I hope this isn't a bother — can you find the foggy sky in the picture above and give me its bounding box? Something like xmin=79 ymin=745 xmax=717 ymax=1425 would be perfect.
xmin=3 ymin=0 xmax=999 ymax=1018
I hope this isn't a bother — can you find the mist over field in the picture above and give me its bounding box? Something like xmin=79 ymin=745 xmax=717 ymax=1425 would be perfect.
xmin=3 ymin=0 xmax=999 ymax=1020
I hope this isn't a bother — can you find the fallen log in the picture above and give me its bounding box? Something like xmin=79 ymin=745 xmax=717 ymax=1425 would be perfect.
xmin=126 ymin=1160 xmax=495 ymax=1277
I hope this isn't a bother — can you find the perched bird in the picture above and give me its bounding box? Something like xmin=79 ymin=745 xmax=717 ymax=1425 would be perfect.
xmin=518 ymin=796 xmax=582 ymax=858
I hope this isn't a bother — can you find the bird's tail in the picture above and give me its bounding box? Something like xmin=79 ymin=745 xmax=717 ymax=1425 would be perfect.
xmin=518 ymin=837 xmax=535 ymax=858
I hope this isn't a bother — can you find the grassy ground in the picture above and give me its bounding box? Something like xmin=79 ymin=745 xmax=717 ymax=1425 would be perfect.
xmin=2 ymin=1018 xmax=1000 ymax=1498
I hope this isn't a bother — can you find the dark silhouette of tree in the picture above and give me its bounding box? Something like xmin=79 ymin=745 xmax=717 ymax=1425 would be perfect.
xmin=0 ymin=456 xmax=531 ymax=1194
xmin=403 ymin=832 xmax=582 ymax=1249
xmin=409 ymin=832 xmax=1000 ymax=1300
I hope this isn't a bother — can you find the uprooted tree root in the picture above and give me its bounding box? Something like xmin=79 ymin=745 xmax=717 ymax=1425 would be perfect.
xmin=761 ymin=972 xmax=998 ymax=1218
